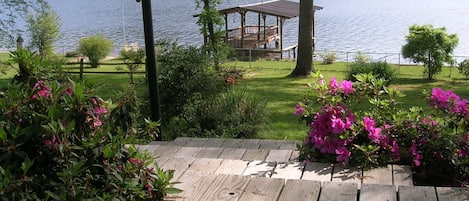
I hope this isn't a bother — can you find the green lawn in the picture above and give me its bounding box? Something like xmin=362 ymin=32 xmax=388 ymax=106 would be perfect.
xmin=1 ymin=53 xmax=468 ymax=141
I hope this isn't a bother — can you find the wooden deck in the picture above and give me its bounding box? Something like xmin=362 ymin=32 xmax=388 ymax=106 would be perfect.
xmin=137 ymin=137 xmax=469 ymax=201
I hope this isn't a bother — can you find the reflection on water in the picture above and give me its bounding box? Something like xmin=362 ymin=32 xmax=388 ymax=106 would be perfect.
xmin=48 ymin=0 xmax=469 ymax=58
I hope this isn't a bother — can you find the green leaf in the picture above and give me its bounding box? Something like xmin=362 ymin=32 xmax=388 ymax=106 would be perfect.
xmin=103 ymin=145 xmax=113 ymax=158
xmin=21 ymin=156 xmax=33 ymax=175
xmin=165 ymin=187 xmax=183 ymax=194
xmin=0 ymin=128 xmax=6 ymax=141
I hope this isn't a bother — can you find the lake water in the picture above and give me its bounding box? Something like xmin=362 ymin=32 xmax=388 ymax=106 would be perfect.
xmin=46 ymin=0 xmax=469 ymax=61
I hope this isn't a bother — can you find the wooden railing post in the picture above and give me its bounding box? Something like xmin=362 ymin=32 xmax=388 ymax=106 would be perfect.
xmin=79 ymin=58 xmax=84 ymax=80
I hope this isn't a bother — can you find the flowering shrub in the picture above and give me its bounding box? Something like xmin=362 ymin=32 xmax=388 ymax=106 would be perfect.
xmin=296 ymin=73 xmax=469 ymax=186
xmin=0 ymin=78 xmax=181 ymax=200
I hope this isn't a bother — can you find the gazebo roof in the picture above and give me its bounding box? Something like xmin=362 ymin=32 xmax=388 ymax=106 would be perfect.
xmin=217 ymin=0 xmax=323 ymax=19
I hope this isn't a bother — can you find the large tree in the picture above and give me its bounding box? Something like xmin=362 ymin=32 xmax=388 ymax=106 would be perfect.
xmin=289 ymin=0 xmax=315 ymax=77
xmin=0 ymin=0 xmax=47 ymax=48
xmin=402 ymin=24 xmax=458 ymax=80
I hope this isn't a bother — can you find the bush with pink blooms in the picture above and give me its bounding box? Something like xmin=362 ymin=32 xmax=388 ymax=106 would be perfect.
xmin=0 ymin=49 xmax=181 ymax=200
xmin=296 ymin=73 xmax=469 ymax=186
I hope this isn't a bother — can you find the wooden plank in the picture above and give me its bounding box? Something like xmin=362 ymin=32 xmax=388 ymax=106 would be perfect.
xmin=332 ymin=165 xmax=362 ymax=189
xmin=170 ymin=137 xmax=192 ymax=146
xmin=290 ymin=150 xmax=300 ymax=162
xmin=186 ymin=158 xmax=223 ymax=173
xmin=148 ymin=141 xmax=170 ymax=145
xmin=436 ymin=187 xmax=469 ymax=201
xmin=222 ymin=139 xmax=243 ymax=148
xmin=173 ymin=147 xmax=201 ymax=158
xmin=398 ymin=186 xmax=437 ymax=201
xmin=195 ymin=147 xmax=224 ymax=158
xmin=203 ymin=138 xmax=225 ymax=147
xmin=215 ymin=159 xmax=249 ymax=175
xmin=151 ymin=145 xmax=181 ymax=158
xmin=258 ymin=139 xmax=280 ymax=149
xmin=154 ymin=156 xmax=170 ymax=167
xmin=360 ymin=184 xmax=396 ymax=201
xmin=135 ymin=144 xmax=159 ymax=152
xmin=362 ymin=165 xmax=393 ymax=185
xmin=188 ymin=174 xmax=251 ymax=201
xmin=218 ymin=148 xmax=247 ymax=160
xmin=319 ymin=181 xmax=357 ymax=201
xmin=242 ymin=149 xmax=269 ymax=161
xmin=265 ymin=150 xmax=292 ymax=163
xmin=184 ymin=138 xmax=208 ymax=147
xmin=238 ymin=177 xmax=285 ymax=201
xmin=278 ymin=140 xmax=300 ymax=150
xmin=277 ymin=179 xmax=321 ymax=201
xmin=392 ymin=165 xmax=413 ymax=186
xmin=159 ymin=158 xmax=194 ymax=180
xmin=169 ymin=171 xmax=216 ymax=201
xmin=302 ymin=162 xmax=333 ymax=182
xmin=271 ymin=162 xmax=304 ymax=180
xmin=242 ymin=160 xmax=277 ymax=177
xmin=239 ymin=139 xmax=261 ymax=149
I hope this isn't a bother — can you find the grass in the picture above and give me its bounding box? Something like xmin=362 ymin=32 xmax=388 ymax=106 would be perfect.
xmin=1 ymin=52 xmax=468 ymax=141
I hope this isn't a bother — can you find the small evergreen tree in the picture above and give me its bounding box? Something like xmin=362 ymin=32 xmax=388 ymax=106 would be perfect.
xmin=402 ymin=24 xmax=458 ymax=80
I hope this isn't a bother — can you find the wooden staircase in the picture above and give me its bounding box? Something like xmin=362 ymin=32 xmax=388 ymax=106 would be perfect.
xmin=135 ymin=137 xmax=469 ymax=201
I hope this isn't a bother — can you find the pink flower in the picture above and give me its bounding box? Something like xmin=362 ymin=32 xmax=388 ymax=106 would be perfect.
xmin=340 ymin=80 xmax=353 ymax=94
xmin=335 ymin=147 xmax=351 ymax=164
xmin=64 ymin=87 xmax=73 ymax=95
xmin=145 ymin=183 xmax=153 ymax=196
xmin=331 ymin=116 xmax=346 ymax=134
xmin=44 ymin=135 xmax=57 ymax=147
xmin=363 ymin=117 xmax=375 ymax=132
xmin=422 ymin=116 xmax=437 ymax=126
xmin=93 ymin=119 xmax=102 ymax=128
xmin=31 ymin=80 xmax=51 ymax=99
xmin=294 ymin=104 xmax=305 ymax=116
xmin=129 ymin=158 xmax=143 ymax=166
xmin=368 ymin=127 xmax=382 ymax=143
xmin=391 ymin=140 xmax=400 ymax=161
xmin=328 ymin=77 xmax=339 ymax=95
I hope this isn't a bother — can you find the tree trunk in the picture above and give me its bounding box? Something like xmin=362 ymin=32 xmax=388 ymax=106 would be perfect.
xmin=289 ymin=0 xmax=315 ymax=77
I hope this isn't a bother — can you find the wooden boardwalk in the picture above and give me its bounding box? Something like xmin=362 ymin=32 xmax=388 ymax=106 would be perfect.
xmin=137 ymin=137 xmax=469 ymax=201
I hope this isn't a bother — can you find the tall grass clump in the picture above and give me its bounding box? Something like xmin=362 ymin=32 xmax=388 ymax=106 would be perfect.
xmin=346 ymin=61 xmax=396 ymax=84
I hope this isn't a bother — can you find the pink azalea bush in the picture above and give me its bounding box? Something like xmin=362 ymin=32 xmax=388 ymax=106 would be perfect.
xmin=296 ymin=73 xmax=469 ymax=186
xmin=1 ymin=78 xmax=181 ymax=200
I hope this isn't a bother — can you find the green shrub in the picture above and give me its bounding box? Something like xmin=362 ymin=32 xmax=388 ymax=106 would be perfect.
xmin=78 ymin=34 xmax=113 ymax=68
xmin=319 ymin=52 xmax=337 ymax=64
xmin=157 ymin=41 xmax=223 ymax=122
xmin=170 ymin=87 xmax=266 ymax=139
xmin=353 ymin=52 xmax=371 ymax=64
xmin=459 ymin=59 xmax=469 ymax=78
xmin=346 ymin=61 xmax=396 ymax=84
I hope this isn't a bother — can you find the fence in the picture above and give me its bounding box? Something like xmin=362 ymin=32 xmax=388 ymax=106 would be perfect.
xmin=313 ymin=49 xmax=469 ymax=67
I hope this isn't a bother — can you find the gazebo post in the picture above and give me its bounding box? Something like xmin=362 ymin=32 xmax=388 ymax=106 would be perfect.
xmin=240 ymin=11 xmax=246 ymax=48
xmin=257 ymin=13 xmax=261 ymax=41
xmin=224 ymin=14 xmax=228 ymax=43
xmin=280 ymin=18 xmax=285 ymax=59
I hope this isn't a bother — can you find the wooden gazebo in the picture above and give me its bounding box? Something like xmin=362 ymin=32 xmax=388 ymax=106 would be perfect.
xmin=202 ymin=0 xmax=323 ymax=59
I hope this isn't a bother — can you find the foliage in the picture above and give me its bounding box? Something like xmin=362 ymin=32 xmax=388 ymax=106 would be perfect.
xmin=319 ymin=52 xmax=337 ymax=64
xmin=0 ymin=0 xmax=47 ymax=48
xmin=170 ymin=86 xmax=266 ymax=139
xmin=26 ymin=4 xmax=61 ymax=59
xmin=78 ymin=34 xmax=114 ymax=68
xmin=0 ymin=65 xmax=181 ymax=200
xmin=157 ymin=41 xmax=223 ymax=122
xmin=402 ymin=24 xmax=459 ymax=80
xmin=296 ymin=73 xmax=469 ymax=186
xmin=352 ymin=52 xmax=371 ymax=64
xmin=2 ymin=48 xmax=65 ymax=85
xmin=459 ymin=59 xmax=469 ymax=78
xmin=120 ymin=43 xmax=145 ymax=84
xmin=346 ymin=61 xmax=396 ymax=84
xmin=194 ymin=0 xmax=229 ymax=69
